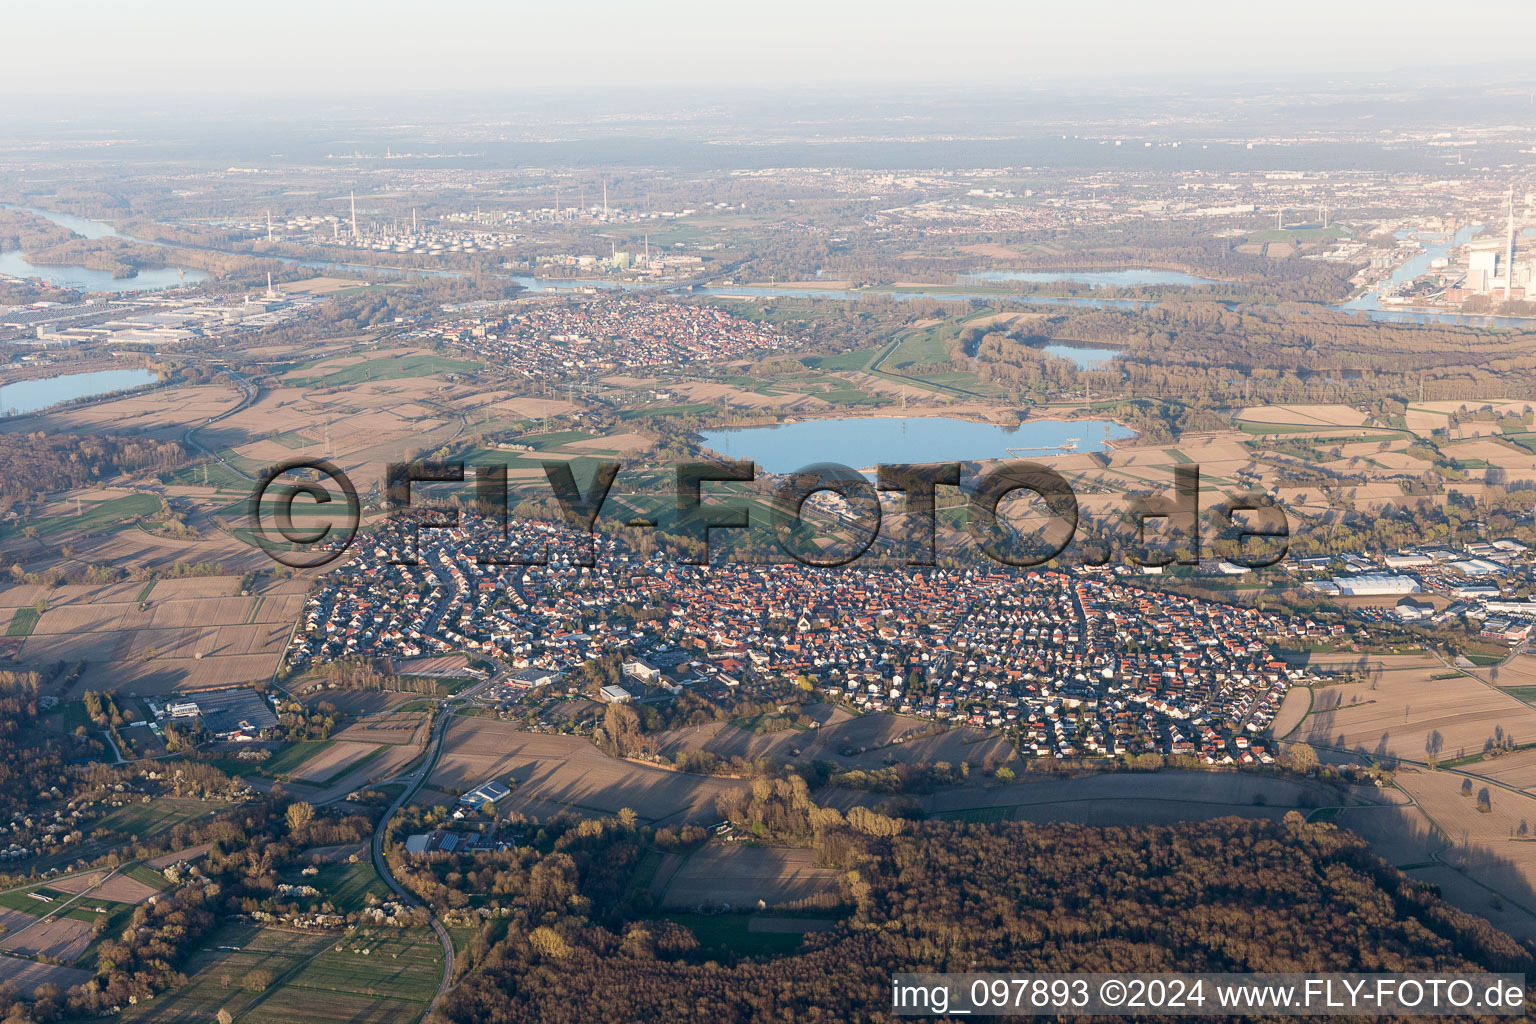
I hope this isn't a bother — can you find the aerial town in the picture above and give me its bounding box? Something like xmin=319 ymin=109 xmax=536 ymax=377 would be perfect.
xmin=1 ymin=23 xmax=1536 ymax=1020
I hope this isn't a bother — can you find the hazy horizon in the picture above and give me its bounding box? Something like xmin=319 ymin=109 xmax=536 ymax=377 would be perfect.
xmin=7 ymin=0 xmax=1536 ymax=96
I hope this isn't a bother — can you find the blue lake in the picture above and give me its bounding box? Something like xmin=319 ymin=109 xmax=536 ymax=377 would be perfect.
xmin=1041 ymin=343 xmax=1122 ymax=369
xmin=700 ymin=416 xmax=1134 ymax=473
xmin=0 ymin=368 xmax=160 ymax=417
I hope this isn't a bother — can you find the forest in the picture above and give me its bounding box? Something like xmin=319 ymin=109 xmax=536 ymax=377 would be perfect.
xmin=0 ymin=431 xmax=184 ymax=503
xmin=437 ymin=814 xmax=1529 ymax=1024
xmin=959 ymin=304 xmax=1536 ymax=409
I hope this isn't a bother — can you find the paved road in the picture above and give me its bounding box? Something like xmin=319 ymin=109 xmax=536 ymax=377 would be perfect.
xmin=367 ymin=677 xmax=492 ymax=1017
xmin=182 ymin=368 xmax=258 ymax=478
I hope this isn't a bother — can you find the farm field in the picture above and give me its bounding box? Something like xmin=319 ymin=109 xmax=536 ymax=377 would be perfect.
xmin=1285 ymin=656 xmax=1536 ymax=765
xmin=1236 ymin=404 xmax=1369 ymax=428
xmin=118 ymin=922 xmax=441 ymax=1024
xmin=48 ymin=868 xmax=162 ymax=904
xmin=1403 ymin=864 xmax=1536 ymax=942
xmin=282 ymin=349 xmax=482 ymax=388
xmin=1329 ymin=803 xmax=1443 ymax=868
xmin=1488 ymin=653 xmax=1536 ymax=692
xmin=0 ymin=907 xmax=93 ymax=960
xmin=0 ymin=383 xmax=244 ymax=443
xmin=832 ymin=769 xmax=1382 ymax=825
xmin=333 ymin=710 xmax=430 ymax=745
xmin=236 ymin=735 xmax=424 ymax=806
xmin=424 ymin=717 xmax=745 ymax=825
xmin=286 ymin=742 xmax=388 ymax=785
xmin=0 ymin=955 xmax=92 ymax=997
xmin=1452 ymin=747 xmax=1536 ymax=791
xmin=0 ymin=574 xmax=308 ymax=695
xmin=659 ymin=842 xmax=838 ymax=912
xmin=653 ymin=706 xmax=1014 ymax=773
xmin=1393 ymin=767 xmax=1536 ymax=930
xmin=77 ymin=797 xmax=225 ymax=860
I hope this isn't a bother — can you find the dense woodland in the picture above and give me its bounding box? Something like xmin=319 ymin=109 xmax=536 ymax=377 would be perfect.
xmin=962 ymin=304 xmax=1536 ymax=409
xmin=0 ymin=432 xmax=184 ymax=503
xmin=437 ymin=814 xmax=1531 ymax=1024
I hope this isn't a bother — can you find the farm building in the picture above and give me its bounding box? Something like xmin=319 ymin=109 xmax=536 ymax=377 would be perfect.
xmin=153 ymin=687 xmax=277 ymax=739
xmin=192 ymin=688 xmax=279 ymax=738
xmin=405 ymin=831 xmax=479 ymax=854
xmin=458 ymin=779 xmax=511 ymax=807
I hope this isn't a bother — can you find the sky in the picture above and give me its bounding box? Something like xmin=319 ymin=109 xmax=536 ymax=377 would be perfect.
xmin=7 ymin=0 xmax=1536 ymax=95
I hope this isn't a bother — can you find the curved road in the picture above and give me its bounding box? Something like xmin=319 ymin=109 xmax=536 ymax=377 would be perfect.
xmin=183 ymin=368 xmax=259 ymax=479
xmin=368 ymin=677 xmax=491 ymax=1017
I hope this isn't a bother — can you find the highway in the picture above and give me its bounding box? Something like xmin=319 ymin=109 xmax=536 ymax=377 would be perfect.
xmin=182 ymin=368 xmax=259 ymax=479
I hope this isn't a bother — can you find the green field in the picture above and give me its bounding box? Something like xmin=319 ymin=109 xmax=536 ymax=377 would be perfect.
xmin=801 ymin=347 xmax=880 ymax=372
xmin=0 ymin=884 xmax=70 ymax=913
xmin=884 ymin=325 xmax=955 ymax=370
xmin=619 ymin=402 xmax=716 ymax=421
xmin=92 ymin=797 xmax=223 ymax=845
xmin=629 ymin=848 xmax=665 ymax=895
xmin=263 ymin=740 xmax=337 ymax=777
xmin=16 ymin=492 xmax=163 ymax=539
xmin=1244 ymin=225 xmax=1350 ymax=243
xmin=6 ymin=606 xmax=40 ymax=636
xmin=290 ymin=353 xmax=482 ymax=388
xmin=268 ymin=428 xmax=317 ymax=449
xmin=125 ymin=863 xmax=171 ymax=891
xmin=167 ymin=459 xmax=252 ymax=491
xmin=515 ymin=429 xmax=600 ymax=451
xmin=301 ymin=860 xmax=393 ymax=914
xmin=120 ymin=922 xmax=442 ymax=1024
xmin=659 ymin=913 xmax=825 ymax=957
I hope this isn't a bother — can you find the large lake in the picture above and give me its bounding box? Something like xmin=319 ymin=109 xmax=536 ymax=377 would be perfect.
xmin=700 ymin=416 xmax=1134 ymax=473
xmin=0 ymin=206 xmax=208 ymax=292
xmin=0 ymin=368 xmax=159 ymax=417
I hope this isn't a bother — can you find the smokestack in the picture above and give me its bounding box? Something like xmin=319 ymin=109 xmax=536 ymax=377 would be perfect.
xmin=412 ymin=207 xmax=417 ymax=233
xmin=266 ymin=209 xmax=272 ymax=243
xmin=350 ymin=191 xmax=358 ymax=239
xmin=1507 ymin=186 xmax=1517 ymax=301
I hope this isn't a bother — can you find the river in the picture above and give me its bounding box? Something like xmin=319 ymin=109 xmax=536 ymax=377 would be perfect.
xmin=13 ymin=205 xmax=1531 ymax=329
xmin=0 ymin=206 xmax=208 ymax=292
xmin=1333 ymin=225 xmax=1536 ymax=329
